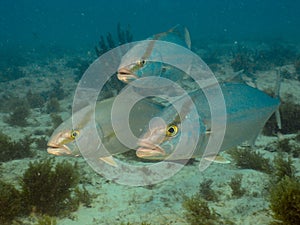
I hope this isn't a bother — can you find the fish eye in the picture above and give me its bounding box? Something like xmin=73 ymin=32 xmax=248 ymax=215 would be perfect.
xmin=137 ymin=59 xmax=146 ymax=67
xmin=166 ymin=125 xmax=178 ymax=137
xmin=70 ymin=130 xmax=79 ymax=139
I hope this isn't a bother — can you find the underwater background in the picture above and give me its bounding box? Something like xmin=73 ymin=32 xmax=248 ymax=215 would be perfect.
xmin=0 ymin=0 xmax=300 ymax=224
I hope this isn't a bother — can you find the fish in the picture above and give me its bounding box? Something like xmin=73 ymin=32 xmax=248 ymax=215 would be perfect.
xmin=117 ymin=24 xmax=191 ymax=84
xmin=136 ymin=82 xmax=280 ymax=163
xmin=47 ymin=96 xmax=163 ymax=166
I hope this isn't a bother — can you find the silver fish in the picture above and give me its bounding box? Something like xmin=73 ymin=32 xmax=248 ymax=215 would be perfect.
xmin=117 ymin=24 xmax=191 ymax=84
xmin=47 ymin=96 xmax=162 ymax=166
xmin=137 ymin=82 xmax=280 ymax=162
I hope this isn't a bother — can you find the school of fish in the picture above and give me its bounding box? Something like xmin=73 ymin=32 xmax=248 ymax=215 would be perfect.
xmin=47 ymin=25 xmax=280 ymax=166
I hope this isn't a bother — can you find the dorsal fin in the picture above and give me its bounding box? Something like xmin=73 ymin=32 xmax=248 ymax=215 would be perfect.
xmin=168 ymin=24 xmax=191 ymax=49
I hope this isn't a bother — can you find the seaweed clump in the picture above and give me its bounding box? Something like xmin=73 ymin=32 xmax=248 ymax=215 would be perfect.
xmin=269 ymin=176 xmax=300 ymax=224
xmin=272 ymin=154 xmax=296 ymax=183
xmin=0 ymin=180 xmax=23 ymax=224
xmin=5 ymin=100 xmax=30 ymax=126
xmin=21 ymin=158 xmax=80 ymax=216
xmin=26 ymin=90 xmax=46 ymax=108
xmin=182 ymin=193 xmax=233 ymax=225
xmin=0 ymin=132 xmax=33 ymax=162
xmin=35 ymin=215 xmax=57 ymax=225
xmin=228 ymin=174 xmax=246 ymax=198
xmin=95 ymin=22 xmax=133 ymax=57
xmin=199 ymin=179 xmax=218 ymax=201
xmin=182 ymin=193 xmax=218 ymax=225
xmin=228 ymin=147 xmax=272 ymax=173
xmin=263 ymin=99 xmax=300 ymax=135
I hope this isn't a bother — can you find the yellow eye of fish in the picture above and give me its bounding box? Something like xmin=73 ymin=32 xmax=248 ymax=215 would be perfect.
xmin=70 ymin=130 xmax=79 ymax=139
xmin=166 ymin=125 xmax=178 ymax=137
xmin=137 ymin=59 xmax=146 ymax=67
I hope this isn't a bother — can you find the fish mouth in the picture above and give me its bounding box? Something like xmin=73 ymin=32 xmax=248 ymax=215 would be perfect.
xmin=136 ymin=140 xmax=166 ymax=159
xmin=47 ymin=143 xmax=72 ymax=156
xmin=117 ymin=68 xmax=138 ymax=82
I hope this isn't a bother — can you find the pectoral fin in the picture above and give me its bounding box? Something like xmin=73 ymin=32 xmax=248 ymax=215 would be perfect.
xmin=99 ymin=156 xmax=118 ymax=167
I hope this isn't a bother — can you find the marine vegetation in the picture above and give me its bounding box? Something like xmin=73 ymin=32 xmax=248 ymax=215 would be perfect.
xmin=269 ymin=176 xmax=300 ymax=224
xmin=231 ymin=43 xmax=298 ymax=73
xmin=35 ymin=215 xmax=57 ymax=225
xmin=263 ymin=99 xmax=300 ymax=135
xmin=199 ymin=179 xmax=218 ymax=201
xmin=120 ymin=222 xmax=152 ymax=225
xmin=34 ymin=136 xmax=48 ymax=149
xmin=21 ymin=158 xmax=81 ymax=216
xmin=182 ymin=193 xmax=218 ymax=225
xmin=95 ymin=22 xmax=133 ymax=57
xmin=182 ymin=193 xmax=234 ymax=225
xmin=228 ymin=147 xmax=272 ymax=173
xmin=46 ymin=97 xmax=60 ymax=113
xmin=5 ymin=100 xmax=30 ymax=126
xmin=228 ymin=174 xmax=246 ymax=198
xmin=49 ymin=80 xmax=65 ymax=100
xmin=26 ymin=90 xmax=46 ymax=108
xmin=0 ymin=180 xmax=23 ymax=224
xmin=272 ymin=154 xmax=296 ymax=183
xmin=50 ymin=113 xmax=63 ymax=129
xmin=230 ymin=51 xmax=256 ymax=73
xmin=275 ymin=138 xmax=300 ymax=157
xmin=0 ymin=132 xmax=33 ymax=162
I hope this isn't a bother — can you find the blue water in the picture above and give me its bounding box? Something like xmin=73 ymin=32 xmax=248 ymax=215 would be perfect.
xmin=1 ymin=1 xmax=300 ymax=224
xmin=1 ymin=0 xmax=299 ymax=51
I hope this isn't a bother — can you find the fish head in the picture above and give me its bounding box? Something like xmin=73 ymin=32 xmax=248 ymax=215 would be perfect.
xmin=47 ymin=118 xmax=81 ymax=156
xmin=137 ymin=96 xmax=204 ymax=160
xmin=117 ymin=41 xmax=163 ymax=84
xmin=136 ymin=117 xmax=181 ymax=160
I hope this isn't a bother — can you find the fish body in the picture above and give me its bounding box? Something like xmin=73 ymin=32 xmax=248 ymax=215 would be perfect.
xmin=47 ymin=96 xmax=163 ymax=164
xmin=137 ymin=83 xmax=280 ymax=160
xmin=117 ymin=24 xmax=191 ymax=83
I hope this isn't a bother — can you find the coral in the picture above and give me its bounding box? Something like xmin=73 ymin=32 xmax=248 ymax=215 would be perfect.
xmin=5 ymin=100 xmax=30 ymax=126
xmin=272 ymin=154 xmax=296 ymax=183
xmin=228 ymin=174 xmax=246 ymax=198
xmin=269 ymin=176 xmax=300 ymax=224
xmin=0 ymin=180 xmax=22 ymax=224
xmin=95 ymin=22 xmax=133 ymax=57
xmin=0 ymin=132 xmax=33 ymax=162
xmin=199 ymin=179 xmax=218 ymax=201
xmin=46 ymin=98 xmax=60 ymax=113
xmin=21 ymin=158 xmax=80 ymax=216
xmin=228 ymin=147 xmax=272 ymax=173
xmin=182 ymin=193 xmax=217 ymax=225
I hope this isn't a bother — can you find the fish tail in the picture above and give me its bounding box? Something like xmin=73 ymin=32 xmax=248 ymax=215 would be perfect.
xmin=274 ymin=69 xmax=282 ymax=130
